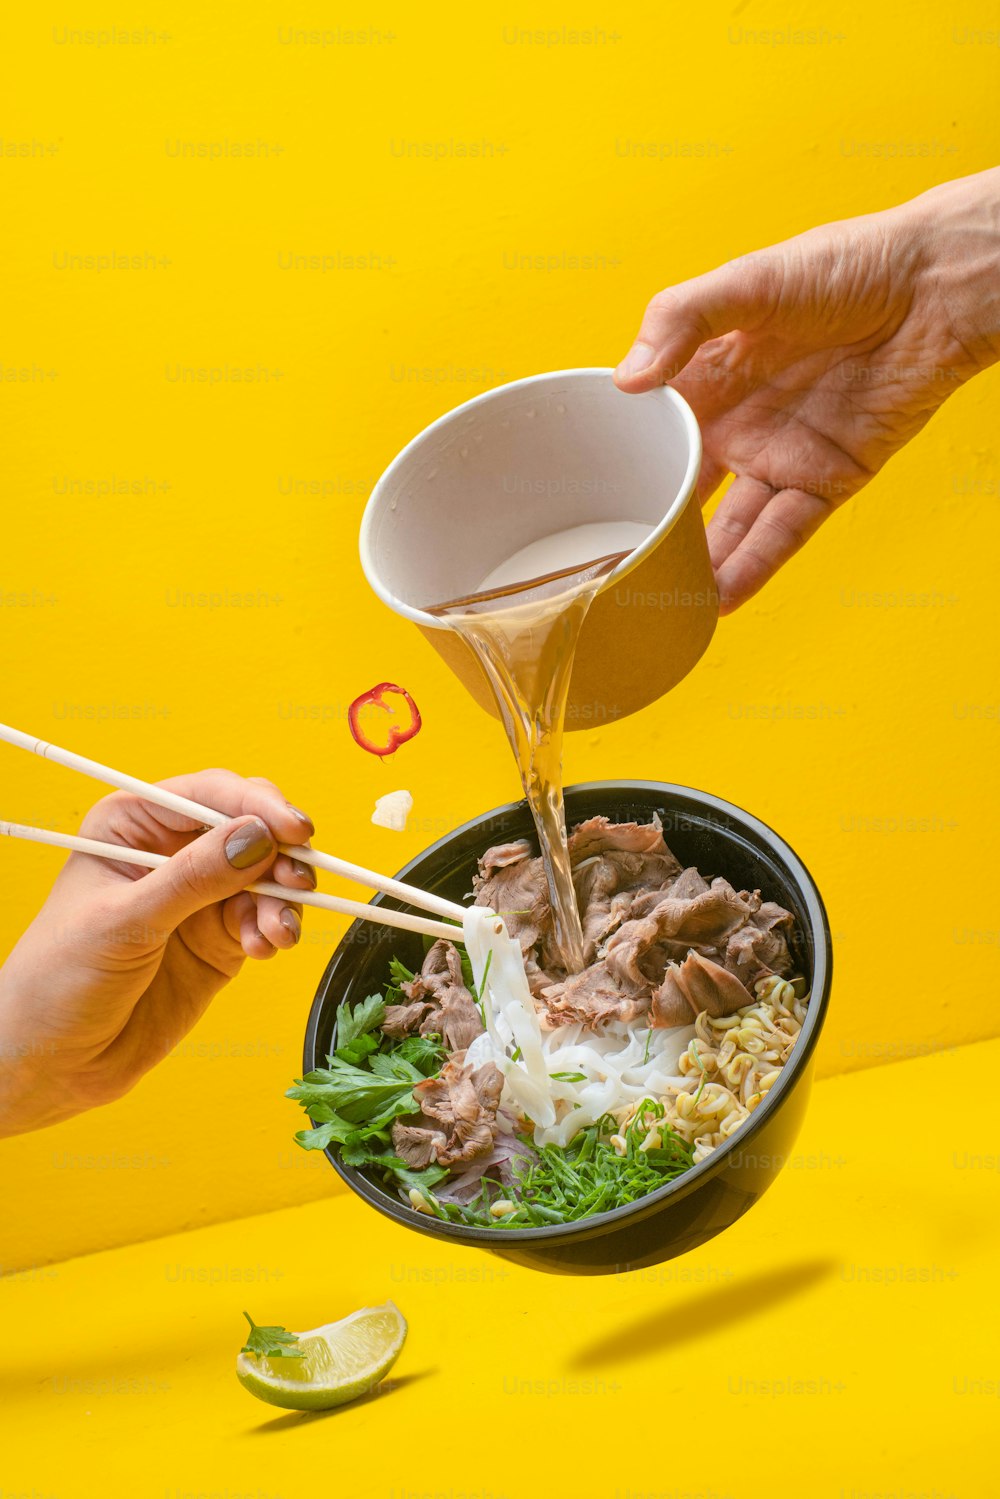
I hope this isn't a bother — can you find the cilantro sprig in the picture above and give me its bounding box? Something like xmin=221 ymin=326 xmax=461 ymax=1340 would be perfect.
xmin=241 ymin=1312 xmax=303 ymax=1359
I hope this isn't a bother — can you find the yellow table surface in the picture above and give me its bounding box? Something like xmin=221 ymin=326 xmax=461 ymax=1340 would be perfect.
xmin=4 ymin=1036 xmax=996 ymax=1499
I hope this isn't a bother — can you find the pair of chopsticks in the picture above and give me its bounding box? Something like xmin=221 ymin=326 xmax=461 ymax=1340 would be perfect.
xmin=0 ymin=721 xmax=466 ymax=944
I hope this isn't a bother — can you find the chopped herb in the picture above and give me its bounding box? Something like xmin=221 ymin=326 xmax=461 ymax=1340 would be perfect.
xmin=332 ymin=993 xmax=387 ymax=1065
xmin=391 ymin=1033 xmax=446 ymax=1076
xmin=335 ymin=992 xmax=386 ymax=1047
xmin=287 ymin=1051 xmax=425 ymax=1152
xmin=384 ymin=956 xmax=416 ymax=1004
xmin=443 ymin=1102 xmax=693 ymax=1229
xmin=241 ymin=1312 xmax=303 ymax=1359
xmin=471 ymin=948 xmax=492 ymax=1024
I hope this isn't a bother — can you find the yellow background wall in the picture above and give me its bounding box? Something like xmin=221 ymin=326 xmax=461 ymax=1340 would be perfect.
xmin=1 ymin=0 xmax=997 ymax=1272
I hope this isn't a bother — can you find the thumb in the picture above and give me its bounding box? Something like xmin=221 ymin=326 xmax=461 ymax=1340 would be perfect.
xmin=613 ymin=256 xmax=779 ymax=391
xmin=116 ymin=816 xmax=277 ymax=937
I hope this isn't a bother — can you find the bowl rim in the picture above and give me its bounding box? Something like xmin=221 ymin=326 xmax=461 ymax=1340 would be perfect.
xmin=303 ymin=780 xmax=833 ymax=1246
xmin=358 ymin=369 xmax=703 ymax=629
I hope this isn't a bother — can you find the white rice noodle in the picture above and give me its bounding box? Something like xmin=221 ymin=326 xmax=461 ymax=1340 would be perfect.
xmin=462 ymin=906 xmax=694 ymax=1148
xmin=462 ymin=906 xmax=555 ymax=1128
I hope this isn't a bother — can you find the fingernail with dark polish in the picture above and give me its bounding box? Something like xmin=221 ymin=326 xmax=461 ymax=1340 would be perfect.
xmin=279 ymin=908 xmax=302 ymax=944
xmin=286 ymin=803 xmax=315 ymax=836
xmin=291 ymin=859 xmax=317 ymax=888
xmin=226 ymin=818 xmax=275 ymax=870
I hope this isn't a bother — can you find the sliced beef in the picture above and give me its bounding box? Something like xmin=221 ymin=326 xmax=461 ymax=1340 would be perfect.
xmin=524 ymin=952 xmax=561 ymax=999
xmin=464 ymin=813 xmax=800 ymax=1049
xmin=648 ymin=965 xmax=693 ymax=1027
xmin=478 ymin=839 xmax=533 ymax=877
xmin=622 ymin=869 xmax=708 ymax=924
xmin=382 ymin=1000 xmax=435 ymax=1038
xmin=567 ymin=813 xmax=681 ymax=863
xmin=572 ymin=848 xmax=683 ymax=963
xmin=386 ymin=940 xmax=484 ymax=1053
xmin=605 ymin=875 xmax=761 ymax=959
xmin=402 ymin=939 xmax=466 ymax=1004
xmin=604 ymin=877 xmax=756 ymax=987
xmin=473 ymin=851 xmax=551 ymax=954
xmin=473 ymin=815 xmax=683 ymax=963
xmin=392 ymin=1058 xmax=505 ymax=1168
xmin=428 ymin=983 xmax=484 ymax=1053
xmin=650 ymin=950 xmax=753 ymax=1026
xmin=391 ymin=1121 xmax=446 ymax=1169
xmin=707 ymin=897 xmax=796 ymax=991
xmin=665 ymin=866 xmax=711 ymax=902
xmin=724 ymin=920 xmax=793 ymax=987
xmin=540 ymin=960 xmax=650 ymax=1029
xmin=571 ymin=850 xmax=622 ymax=960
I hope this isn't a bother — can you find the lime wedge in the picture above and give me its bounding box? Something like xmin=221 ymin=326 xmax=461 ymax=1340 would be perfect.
xmin=236 ymin=1301 xmax=407 ymax=1411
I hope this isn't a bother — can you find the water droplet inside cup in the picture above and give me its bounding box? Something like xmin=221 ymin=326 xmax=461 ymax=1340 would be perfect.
xmin=556 ymin=403 xmax=566 ymax=414
xmin=460 ymin=446 xmax=469 ymax=458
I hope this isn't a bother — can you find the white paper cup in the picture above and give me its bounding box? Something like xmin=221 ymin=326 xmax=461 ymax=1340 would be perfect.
xmin=360 ymin=368 xmax=718 ymax=729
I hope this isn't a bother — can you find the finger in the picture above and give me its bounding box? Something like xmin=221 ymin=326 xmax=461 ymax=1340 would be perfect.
xmin=614 ymin=259 xmax=779 ymax=392
xmin=240 ymin=902 xmax=277 ymax=961
xmin=77 ymin=771 xmax=316 ymax=879
xmin=713 ymin=487 xmax=836 ymax=614
xmin=148 ymin=769 xmax=315 ymax=846
xmin=270 ymin=853 xmax=318 ymax=890
xmin=251 ymin=849 xmax=313 ymax=947
xmin=245 ymin=775 xmax=316 ymax=843
xmin=253 ymin=893 xmax=303 ymax=950
xmin=222 ymin=891 xmax=256 ymax=946
xmin=247 ymin=851 xmax=313 ymax=941
xmin=221 ymin=891 xmax=276 ymax=960
xmin=705 ymin=475 xmax=778 ymax=571
xmin=114 ymin=815 xmax=278 ymax=940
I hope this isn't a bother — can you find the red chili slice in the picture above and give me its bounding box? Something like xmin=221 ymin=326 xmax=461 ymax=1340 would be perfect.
xmin=348 ymin=682 xmax=422 ymax=758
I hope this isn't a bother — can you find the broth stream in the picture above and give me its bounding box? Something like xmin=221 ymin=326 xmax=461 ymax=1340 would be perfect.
xmin=427 ymin=520 xmax=649 ymax=974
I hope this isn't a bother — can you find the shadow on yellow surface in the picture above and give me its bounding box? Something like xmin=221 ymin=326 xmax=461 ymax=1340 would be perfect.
xmin=567 ymin=1255 xmax=839 ymax=1369
xmin=243 ymin=1367 xmax=437 ymax=1436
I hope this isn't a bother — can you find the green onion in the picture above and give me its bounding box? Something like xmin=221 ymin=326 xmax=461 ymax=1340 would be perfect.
xmin=453 ymin=1100 xmax=694 ymax=1229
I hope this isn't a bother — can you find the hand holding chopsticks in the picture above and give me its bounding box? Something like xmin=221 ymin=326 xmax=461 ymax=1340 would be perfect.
xmin=0 ymin=727 xmax=477 ymax=1138
xmin=0 ymin=722 xmax=467 ymax=945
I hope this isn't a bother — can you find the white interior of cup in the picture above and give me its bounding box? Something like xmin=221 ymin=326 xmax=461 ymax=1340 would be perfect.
xmin=360 ymin=368 xmax=702 ymax=624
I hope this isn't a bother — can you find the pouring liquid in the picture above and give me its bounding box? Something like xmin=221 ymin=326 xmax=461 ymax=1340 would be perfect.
xmin=427 ymin=520 xmax=650 ymax=974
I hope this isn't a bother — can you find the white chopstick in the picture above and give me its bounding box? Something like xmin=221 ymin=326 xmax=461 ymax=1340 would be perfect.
xmin=0 ymin=721 xmax=465 ymax=923
xmin=0 ymin=820 xmax=464 ymax=944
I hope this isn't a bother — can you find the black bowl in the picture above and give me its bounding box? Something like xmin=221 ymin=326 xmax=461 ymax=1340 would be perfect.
xmin=303 ymin=782 xmax=832 ymax=1275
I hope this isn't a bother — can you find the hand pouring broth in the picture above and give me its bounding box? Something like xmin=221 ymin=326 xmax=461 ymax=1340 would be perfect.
xmin=426 ymin=520 xmax=651 ymax=973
